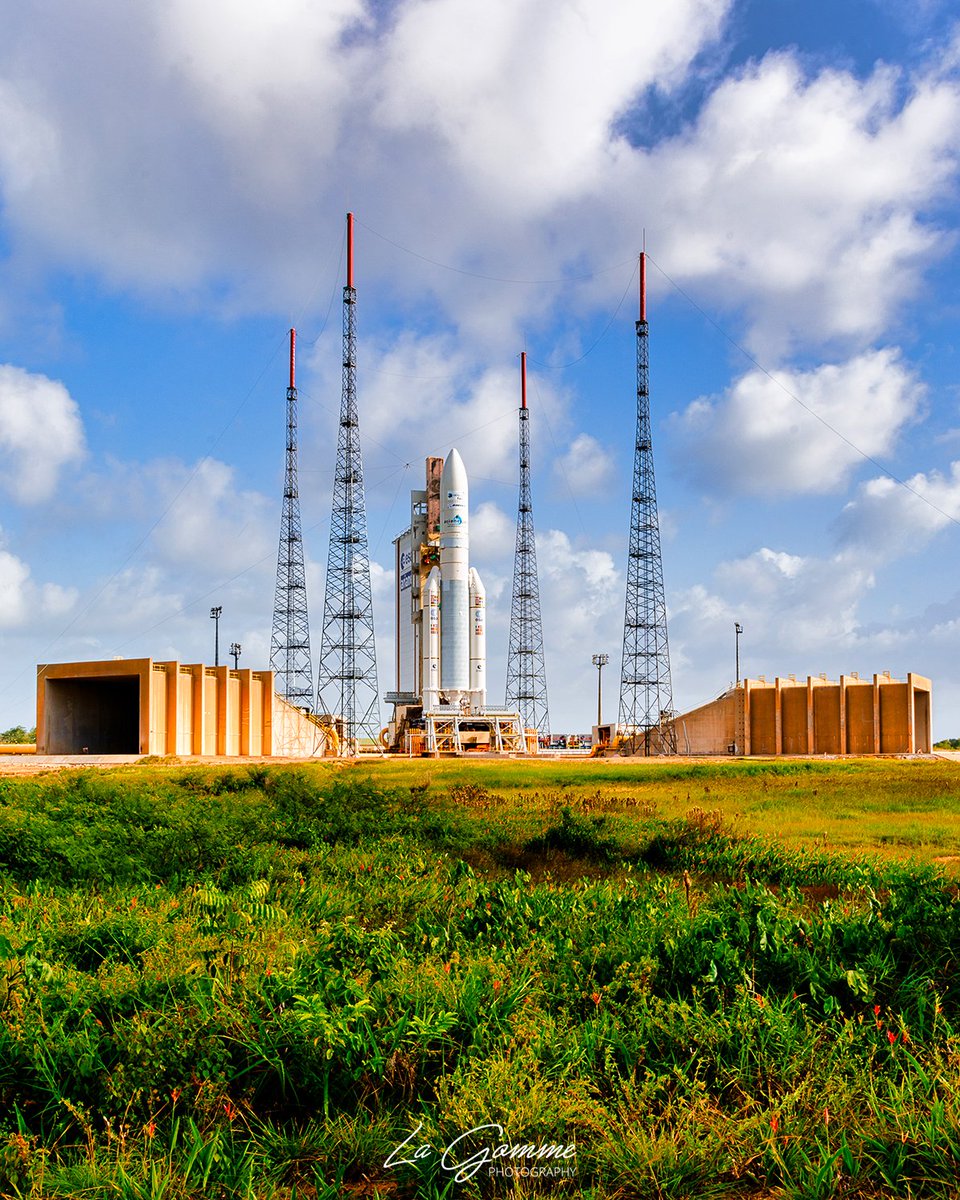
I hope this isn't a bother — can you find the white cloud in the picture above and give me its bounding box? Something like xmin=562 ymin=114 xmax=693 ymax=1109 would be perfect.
xmin=305 ymin=332 xmax=569 ymax=489
xmin=378 ymin=0 xmax=730 ymax=209
xmin=539 ymin=528 xmax=621 ymax=653
xmin=0 ymin=538 xmax=77 ymax=629
xmin=836 ymin=461 xmax=960 ymax=557
xmin=553 ymin=433 xmax=615 ymax=497
xmin=147 ymin=457 xmax=274 ymax=576
xmin=671 ymin=349 xmax=923 ymax=497
xmin=0 ymin=549 xmax=30 ymax=627
xmin=0 ymin=4 xmax=957 ymax=359
xmin=472 ymin=501 xmax=515 ymax=564
xmin=0 ymin=364 xmax=85 ymax=502
xmin=621 ymin=53 xmax=960 ymax=355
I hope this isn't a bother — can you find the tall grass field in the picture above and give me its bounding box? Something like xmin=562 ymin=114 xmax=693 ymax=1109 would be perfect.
xmin=0 ymin=757 xmax=957 ymax=1197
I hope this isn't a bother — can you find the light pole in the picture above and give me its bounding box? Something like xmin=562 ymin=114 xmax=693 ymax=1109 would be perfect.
xmin=592 ymin=653 xmax=609 ymax=728
xmin=210 ymin=606 xmax=222 ymax=666
xmin=735 ymin=622 xmax=743 ymax=685
xmin=230 ymin=642 xmax=242 ymax=670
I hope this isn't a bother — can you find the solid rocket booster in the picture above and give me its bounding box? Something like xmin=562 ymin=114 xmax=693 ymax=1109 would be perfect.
xmin=439 ymin=449 xmax=470 ymax=692
xmin=423 ymin=566 xmax=441 ymax=706
xmin=469 ymin=567 xmax=486 ymax=707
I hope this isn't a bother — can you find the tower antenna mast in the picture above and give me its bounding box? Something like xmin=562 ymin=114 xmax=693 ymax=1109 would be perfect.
xmin=269 ymin=328 xmax=314 ymax=708
xmin=505 ymin=352 xmax=550 ymax=739
xmin=316 ymin=213 xmax=381 ymax=751
xmin=618 ymin=251 xmax=676 ymax=754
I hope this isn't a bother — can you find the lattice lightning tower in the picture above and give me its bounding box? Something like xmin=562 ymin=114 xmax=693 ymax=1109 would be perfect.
xmin=618 ymin=252 xmax=676 ymax=754
xmin=269 ymin=328 xmax=314 ymax=709
xmin=505 ymin=352 xmax=550 ymax=737
xmin=316 ymin=213 xmax=381 ymax=751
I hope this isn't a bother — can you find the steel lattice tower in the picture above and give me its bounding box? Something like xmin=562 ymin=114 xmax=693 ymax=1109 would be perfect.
xmin=269 ymin=328 xmax=314 ymax=709
xmin=505 ymin=353 xmax=550 ymax=738
xmin=316 ymin=213 xmax=381 ymax=751
xmin=619 ymin=253 xmax=676 ymax=754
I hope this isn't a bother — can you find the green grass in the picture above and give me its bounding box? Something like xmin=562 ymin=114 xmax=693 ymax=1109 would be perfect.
xmin=0 ymin=759 xmax=957 ymax=1195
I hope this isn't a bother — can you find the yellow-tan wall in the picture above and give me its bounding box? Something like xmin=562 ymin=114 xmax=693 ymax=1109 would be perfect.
xmin=673 ymin=672 xmax=932 ymax=756
xmin=37 ymin=659 xmax=331 ymax=758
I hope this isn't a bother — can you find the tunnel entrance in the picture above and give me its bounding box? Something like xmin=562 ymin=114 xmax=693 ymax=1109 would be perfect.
xmin=44 ymin=676 xmax=140 ymax=754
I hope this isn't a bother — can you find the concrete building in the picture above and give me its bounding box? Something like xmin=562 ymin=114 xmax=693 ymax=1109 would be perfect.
xmin=37 ymin=658 xmax=336 ymax=757
xmin=673 ymin=672 xmax=932 ymax=756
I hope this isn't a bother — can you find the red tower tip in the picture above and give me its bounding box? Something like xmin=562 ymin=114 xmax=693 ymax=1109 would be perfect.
xmin=639 ymin=252 xmax=646 ymax=323
xmin=289 ymin=328 xmax=296 ymax=389
xmin=521 ymin=351 xmax=527 ymax=410
xmin=347 ymin=212 xmax=354 ymax=290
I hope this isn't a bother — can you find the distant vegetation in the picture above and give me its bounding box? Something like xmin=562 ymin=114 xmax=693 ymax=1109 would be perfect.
xmin=934 ymin=737 xmax=960 ymax=749
xmin=0 ymin=759 xmax=956 ymax=1196
xmin=0 ymin=725 xmax=35 ymax=744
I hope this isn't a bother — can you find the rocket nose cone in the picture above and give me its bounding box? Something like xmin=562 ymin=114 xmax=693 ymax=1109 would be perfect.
xmin=440 ymin=448 xmax=468 ymax=493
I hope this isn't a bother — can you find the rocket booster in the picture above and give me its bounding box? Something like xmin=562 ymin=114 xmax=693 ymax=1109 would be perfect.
xmin=469 ymin=567 xmax=486 ymax=707
xmin=423 ymin=566 xmax=441 ymax=707
xmin=439 ymin=449 xmax=470 ymax=692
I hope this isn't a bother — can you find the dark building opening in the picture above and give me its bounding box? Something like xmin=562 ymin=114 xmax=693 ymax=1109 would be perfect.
xmin=44 ymin=676 xmax=140 ymax=754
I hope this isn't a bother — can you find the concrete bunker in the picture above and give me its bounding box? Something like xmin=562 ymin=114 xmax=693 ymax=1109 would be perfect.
xmin=36 ymin=657 xmax=336 ymax=758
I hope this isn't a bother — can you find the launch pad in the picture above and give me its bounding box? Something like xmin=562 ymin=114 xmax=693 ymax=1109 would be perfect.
xmin=383 ymin=452 xmax=530 ymax=755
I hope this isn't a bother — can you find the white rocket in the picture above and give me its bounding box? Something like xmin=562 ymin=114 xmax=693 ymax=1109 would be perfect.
xmin=423 ymin=448 xmax=486 ymax=711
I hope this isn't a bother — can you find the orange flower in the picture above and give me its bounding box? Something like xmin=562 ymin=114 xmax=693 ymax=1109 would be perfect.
xmin=492 ymin=980 xmax=502 ymax=992
xmin=770 ymin=1115 xmax=779 ymax=1134
xmin=144 ymin=1121 xmax=156 ymax=1139
xmin=591 ymin=992 xmax=601 ymax=1006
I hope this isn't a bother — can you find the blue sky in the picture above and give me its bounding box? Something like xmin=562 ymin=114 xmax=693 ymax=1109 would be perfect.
xmin=1 ymin=0 xmax=960 ymax=738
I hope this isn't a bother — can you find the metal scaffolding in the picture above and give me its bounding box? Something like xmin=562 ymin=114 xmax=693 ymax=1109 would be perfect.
xmin=618 ymin=253 xmax=676 ymax=754
xmin=316 ymin=213 xmax=381 ymax=752
xmin=505 ymin=352 xmax=550 ymax=738
xmin=269 ymin=328 xmax=314 ymax=710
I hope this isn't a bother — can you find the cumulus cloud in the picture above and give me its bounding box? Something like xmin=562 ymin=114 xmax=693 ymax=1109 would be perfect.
xmin=471 ymin=501 xmax=515 ymax=564
xmin=6 ymin=0 xmax=955 ymax=357
xmin=0 ymin=549 xmax=30 ymax=627
xmin=0 ymin=364 xmax=85 ymax=502
xmin=0 ymin=538 xmax=77 ymax=629
xmin=304 ymin=332 xmax=568 ymax=489
xmin=621 ymin=53 xmax=960 ymax=355
xmin=553 ymin=433 xmax=616 ymax=497
xmin=147 ymin=458 xmax=274 ymax=575
xmin=835 ymin=460 xmax=960 ymax=558
xmin=378 ymin=0 xmax=730 ymax=209
xmin=671 ymin=349 xmax=924 ymax=497
xmin=539 ymin=529 xmax=621 ymax=652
